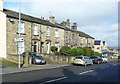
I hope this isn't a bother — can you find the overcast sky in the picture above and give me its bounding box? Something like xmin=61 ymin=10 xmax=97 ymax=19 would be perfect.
xmin=3 ymin=0 xmax=118 ymax=48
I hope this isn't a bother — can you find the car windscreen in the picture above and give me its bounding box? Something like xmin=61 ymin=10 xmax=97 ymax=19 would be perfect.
xmin=75 ymin=57 xmax=83 ymax=59
xmin=90 ymin=56 xmax=97 ymax=58
xmin=31 ymin=54 xmax=37 ymax=56
xmin=101 ymin=56 xmax=106 ymax=58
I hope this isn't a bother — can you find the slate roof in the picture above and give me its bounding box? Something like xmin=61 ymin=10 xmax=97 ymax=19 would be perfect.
xmin=3 ymin=8 xmax=94 ymax=39
xmin=3 ymin=9 xmax=63 ymax=29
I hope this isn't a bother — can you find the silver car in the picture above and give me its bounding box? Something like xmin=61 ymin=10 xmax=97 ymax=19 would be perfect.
xmin=73 ymin=56 xmax=93 ymax=66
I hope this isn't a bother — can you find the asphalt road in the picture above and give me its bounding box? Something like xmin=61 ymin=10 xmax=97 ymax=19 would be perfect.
xmin=2 ymin=60 xmax=119 ymax=84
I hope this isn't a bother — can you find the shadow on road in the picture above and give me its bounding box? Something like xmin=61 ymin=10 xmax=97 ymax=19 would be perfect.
xmin=2 ymin=61 xmax=119 ymax=83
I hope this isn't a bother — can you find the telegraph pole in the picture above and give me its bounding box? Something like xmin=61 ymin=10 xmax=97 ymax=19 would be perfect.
xmin=18 ymin=0 xmax=21 ymax=68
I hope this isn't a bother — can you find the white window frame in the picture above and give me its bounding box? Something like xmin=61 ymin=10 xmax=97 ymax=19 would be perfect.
xmin=55 ymin=43 xmax=59 ymax=48
xmin=34 ymin=25 xmax=38 ymax=35
xmin=85 ymin=39 xmax=87 ymax=44
xmin=55 ymin=29 xmax=59 ymax=37
xmin=46 ymin=28 xmax=50 ymax=36
xmin=81 ymin=38 xmax=83 ymax=43
xmin=18 ymin=22 xmax=25 ymax=34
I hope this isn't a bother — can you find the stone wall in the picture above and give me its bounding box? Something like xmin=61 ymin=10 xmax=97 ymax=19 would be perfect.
xmin=42 ymin=54 xmax=75 ymax=63
xmin=6 ymin=18 xmax=32 ymax=55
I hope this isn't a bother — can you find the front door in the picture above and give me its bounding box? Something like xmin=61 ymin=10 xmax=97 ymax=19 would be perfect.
xmin=33 ymin=42 xmax=38 ymax=53
xmin=46 ymin=42 xmax=50 ymax=54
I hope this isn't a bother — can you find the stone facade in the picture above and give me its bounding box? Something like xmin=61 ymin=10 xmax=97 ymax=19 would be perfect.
xmin=6 ymin=17 xmax=32 ymax=55
xmin=3 ymin=8 xmax=96 ymax=57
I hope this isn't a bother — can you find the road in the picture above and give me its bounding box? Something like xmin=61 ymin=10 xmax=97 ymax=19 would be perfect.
xmin=2 ymin=60 xmax=119 ymax=83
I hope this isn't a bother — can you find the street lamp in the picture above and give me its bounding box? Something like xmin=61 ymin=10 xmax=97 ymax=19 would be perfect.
xmin=18 ymin=0 xmax=21 ymax=68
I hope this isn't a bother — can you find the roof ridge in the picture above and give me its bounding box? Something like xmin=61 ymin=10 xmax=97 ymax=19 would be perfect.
xmin=3 ymin=8 xmax=94 ymax=39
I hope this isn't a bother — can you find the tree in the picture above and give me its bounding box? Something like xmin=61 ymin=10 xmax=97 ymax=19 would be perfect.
xmin=67 ymin=48 xmax=78 ymax=56
xmin=59 ymin=46 xmax=71 ymax=56
xmin=74 ymin=47 xmax=83 ymax=55
xmin=83 ymin=47 xmax=93 ymax=56
xmin=60 ymin=46 xmax=71 ymax=63
xmin=50 ymin=46 xmax=57 ymax=53
xmin=68 ymin=47 xmax=83 ymax=56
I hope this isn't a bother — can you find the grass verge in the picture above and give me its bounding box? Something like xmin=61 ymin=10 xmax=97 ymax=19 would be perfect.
xmin=0 ymin=59 xmax=18 ymax=68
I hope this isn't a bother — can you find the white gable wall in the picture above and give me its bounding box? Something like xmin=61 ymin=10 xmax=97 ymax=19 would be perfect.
xmin=0 ymin=0 xmax=6 ymax=58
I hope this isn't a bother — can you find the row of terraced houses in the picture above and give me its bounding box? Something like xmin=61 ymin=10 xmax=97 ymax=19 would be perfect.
xmin=0 ymin=0 xmax=108 ymax=58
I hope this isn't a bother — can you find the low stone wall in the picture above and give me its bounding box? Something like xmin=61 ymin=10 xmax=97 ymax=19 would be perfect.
xmin=41 ymin=54 xmax=75 ymax=63
xmin=5 ymin=53 xmax=75 ymax=65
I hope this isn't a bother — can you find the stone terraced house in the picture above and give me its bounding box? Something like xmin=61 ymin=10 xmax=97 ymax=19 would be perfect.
xmin=1 ymin=8 xmax=95 ymax=58
xmin=0 ymin=0 xmax=97 ymax=58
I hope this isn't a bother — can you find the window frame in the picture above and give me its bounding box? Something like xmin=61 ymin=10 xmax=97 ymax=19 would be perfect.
xmin=55 ymin=29 xmax=59 ymax=37
xmin=46 ymin=27 xmax=50 ymax=36
xmin=33 ymin=24 xmax=39 ymax=35
xmin=17 ymin=22 xmax=25 ymax=34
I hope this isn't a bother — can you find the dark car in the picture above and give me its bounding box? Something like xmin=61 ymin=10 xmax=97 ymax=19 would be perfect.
xmin=30 ymin=54 xmax=46 ymax=64
xmin=90 ymin=56 xmax=103 ymax=64
xmin=118 ymin=56 xmax=120 ymax=59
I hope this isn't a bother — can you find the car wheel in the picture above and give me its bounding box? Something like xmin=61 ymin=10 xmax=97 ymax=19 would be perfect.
xmin=72 ymin=63 xmax=75 ymax=66
xmin=84 ymin=63 xmax=87 ymax=66
xmin=91 ymin=62 xmax=93 ymax=65
xmin=33 ymin=60 xmax=36 ymax=64
xmin=97 ymin=61 xmax=100 ymax=64
xmin=44 ymin=61 xmax=46 ymax=64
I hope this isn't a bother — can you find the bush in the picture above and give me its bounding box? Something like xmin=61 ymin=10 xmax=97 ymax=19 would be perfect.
xmin=93 ymin=52 xmax=102 ymax=56
xmin=50 ymin=46 xmax=57 ymax=53
xmin=74 ymin=47 xmax=83 ymax=55
xmin=83 ymin=47 xmax=93 ymax=57
xmin=67 ymin=48 xmax=77 ymax=56
xmin=59 ymin=46 xmax=71 ymax=56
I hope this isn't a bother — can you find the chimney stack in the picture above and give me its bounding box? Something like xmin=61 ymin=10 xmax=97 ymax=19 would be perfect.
xmin=41 ymin=17 xmax=44 ymax=19
xmin=49 ymin=16 xmax=55 ymax=23
xmin=71 ymin=23 xmax=77 ymax=30
xmin=0 ymin=0 xmax=3 ymax=11
xmin=61 ymin=19 xmax=70 ymax=28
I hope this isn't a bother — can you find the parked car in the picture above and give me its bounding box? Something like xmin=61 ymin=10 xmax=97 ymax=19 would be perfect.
xmin=100 ymin=56 xmax=108 ymax=63
xmin=110 ymin=56 xmax=113 ymax=59
xmin=73 ymin=56 xmax=93 ymax=66
xmin=90 ymin=56 xmax=103 ymax=64
xmin=118 ymin=56 xmax=120 ymax=59
xmin=30 ymin=54 xmax=46 ymax=64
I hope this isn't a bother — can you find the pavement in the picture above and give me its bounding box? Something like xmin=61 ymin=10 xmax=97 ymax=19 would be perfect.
xmin=1 ymin=64 xmax=71 ymax=75
xmin=1 ymin=58 xmax=118 ymax=75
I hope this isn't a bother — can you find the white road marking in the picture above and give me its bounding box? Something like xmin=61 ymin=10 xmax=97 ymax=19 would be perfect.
xmin=112 ymin=64 xmax=117 ymax=66
xmin=100 ymin=66 xmax=109 ymax=69
xmin=79 ymin=70 xmax=94 ymax=75
xmin=40 ymin=77 xmax=67 ymax=84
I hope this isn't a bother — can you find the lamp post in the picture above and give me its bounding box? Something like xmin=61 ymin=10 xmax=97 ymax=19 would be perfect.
xmin=18 ymin=0 xmax=21 ymax=68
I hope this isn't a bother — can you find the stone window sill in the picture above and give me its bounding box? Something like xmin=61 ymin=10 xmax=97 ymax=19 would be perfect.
xmin=17 ymin=32 xmax=26 ymax=35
